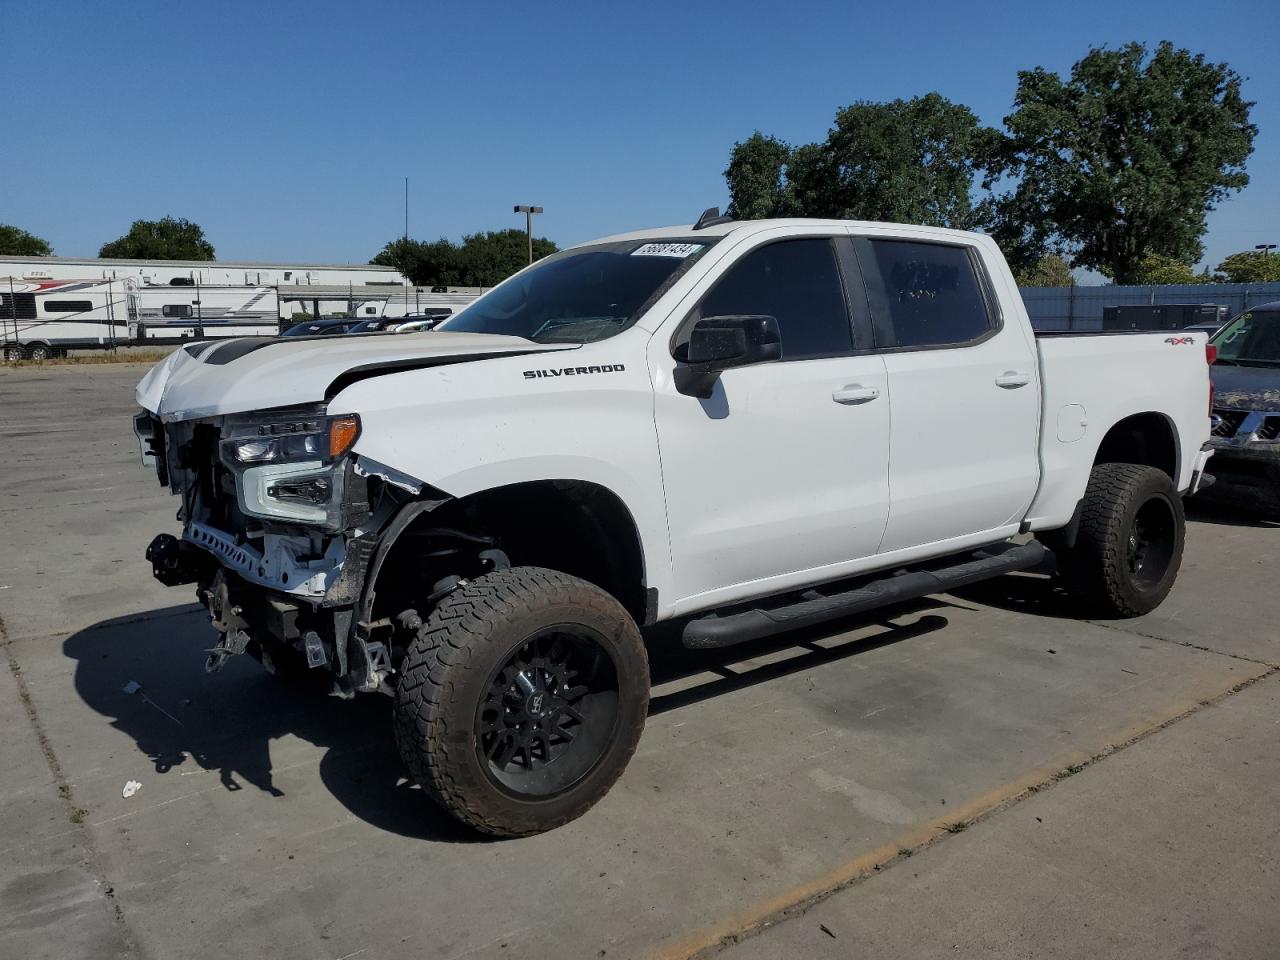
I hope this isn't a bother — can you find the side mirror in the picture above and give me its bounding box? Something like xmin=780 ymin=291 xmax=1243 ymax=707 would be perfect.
xmin=676 ymin=315 xmax=782 ymax=398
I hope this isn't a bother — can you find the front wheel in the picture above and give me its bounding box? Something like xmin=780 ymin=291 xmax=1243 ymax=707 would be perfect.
xmin=393 ymin=566 xmax=649 ymax=837
xmin=26 ymin=342 xmax=52 ymax=361
xmin=1053 ymin=463 xmax=1185 ymax=618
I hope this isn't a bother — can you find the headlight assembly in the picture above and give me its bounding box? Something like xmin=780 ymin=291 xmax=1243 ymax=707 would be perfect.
xmin=218 ymin=412 xmax=362 ymax=526
xmin=221 ymin=414 xmax=361 ymax=467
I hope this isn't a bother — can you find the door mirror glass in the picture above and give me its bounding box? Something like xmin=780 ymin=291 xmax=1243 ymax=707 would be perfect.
xmin=677 ymin=315 xmax=781 ymax=397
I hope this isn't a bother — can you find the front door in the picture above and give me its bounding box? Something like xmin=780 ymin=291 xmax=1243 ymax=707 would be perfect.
xmin=650 ymin=234 xmax=891 ymax=615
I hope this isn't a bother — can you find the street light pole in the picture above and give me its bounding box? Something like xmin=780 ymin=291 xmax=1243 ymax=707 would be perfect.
xmin=514 ymin=205 xmax=543 ymax=265
xmin=1256 ymin=243 xmax=1277 ymax=258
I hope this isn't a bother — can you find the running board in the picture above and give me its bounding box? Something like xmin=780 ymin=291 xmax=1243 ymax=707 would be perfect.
xmin=681 ymin=540 xmax=1046 ymax=650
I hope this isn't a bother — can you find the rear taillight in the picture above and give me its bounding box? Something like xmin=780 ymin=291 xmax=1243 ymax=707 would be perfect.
xmin=1206 ymin=343 xmax=1216 ymax=414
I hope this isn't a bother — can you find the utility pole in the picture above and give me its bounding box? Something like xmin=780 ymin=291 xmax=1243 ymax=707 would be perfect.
xmin=1256 ymin=243 xmax=1277 ymax=258
xmin=513 ymin=205 xmax=543 ymax=265
xmin=404 ymin=177 xmax=410 ymax=242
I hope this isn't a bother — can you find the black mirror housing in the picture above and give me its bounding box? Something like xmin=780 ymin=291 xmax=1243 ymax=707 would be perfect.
xmin=676 ymin=315 xmax=782 ymax=398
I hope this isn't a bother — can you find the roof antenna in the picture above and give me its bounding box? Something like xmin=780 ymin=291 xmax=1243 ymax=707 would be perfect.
xmin=693 ymin=206 xmax=734 ymax=230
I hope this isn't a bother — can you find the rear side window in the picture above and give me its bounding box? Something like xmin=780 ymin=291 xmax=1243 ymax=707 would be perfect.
xmin=162 ymin=304 xmax=194 ymax=318
xmin=693 ymin=238 xmax=852 ymax=360
xmin=860 ymin=240 xmax=994 ymax=349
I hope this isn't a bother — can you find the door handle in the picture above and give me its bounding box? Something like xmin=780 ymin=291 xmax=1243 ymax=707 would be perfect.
xmin=995 ymin=371 xmax=1030 ymax=389
xmin=832 ymin=385 xmax=881 ymax=404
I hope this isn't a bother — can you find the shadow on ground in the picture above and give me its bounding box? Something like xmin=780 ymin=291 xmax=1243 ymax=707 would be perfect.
xmin=62 ymin=598 xmax=952 ymax=841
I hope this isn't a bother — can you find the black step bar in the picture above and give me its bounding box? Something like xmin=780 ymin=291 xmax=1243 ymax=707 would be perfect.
xmin=682 ymin=540 xmax=1046 ymax=649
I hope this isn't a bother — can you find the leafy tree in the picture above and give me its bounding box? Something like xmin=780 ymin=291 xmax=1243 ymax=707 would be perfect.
xmin=725 ymin=94 xmax=994 ymax=228
xmin=986 ymin=42 xmax=1255 ymax=283
xmin=372 ymin=230 xmax=556 ymax=287
xmin=372 ymin=237 xmax=461 ymax=286
xmin=725 ymin=133 xmax=794 ymax=220
xmin=0 ymin=224 xmax=53 ymax=256
xmin=99 ymin=217 xmax=215 ymax=260
xmin=1013 ymin=254 xmax=1075 ymax=287
xmin=1214 ymin=250 xmax=1280 ymax=283
xmin=1122 ymin=254 xmax=1200 ymax=285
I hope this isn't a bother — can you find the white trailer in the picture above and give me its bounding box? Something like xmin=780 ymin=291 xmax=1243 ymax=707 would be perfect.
xmin=131 ymin=285 xmax=281 ymax=342
xmin=1 ymin=278 xmax=132 ymax=359
xmin=1 ymin=279 xmax=285 ymax=357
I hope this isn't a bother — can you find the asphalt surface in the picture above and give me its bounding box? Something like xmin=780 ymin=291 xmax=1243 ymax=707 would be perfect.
xmin=1 ymin=363 xmax=1276 ymax=960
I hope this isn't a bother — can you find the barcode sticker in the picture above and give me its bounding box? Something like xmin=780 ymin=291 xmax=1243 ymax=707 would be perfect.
xmin=631 ymin=242 xmax=705 ymax=258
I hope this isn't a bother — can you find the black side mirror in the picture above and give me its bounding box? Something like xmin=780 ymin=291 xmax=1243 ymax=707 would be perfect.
xmin=676 ymin=315 xmax=781 ymax=398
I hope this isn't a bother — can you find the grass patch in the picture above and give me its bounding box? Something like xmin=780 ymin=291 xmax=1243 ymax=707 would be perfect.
xmin=4 ymin=349 xmax=174 ymax=367
xmin=69 ymin=807 xmax=88 ymax=825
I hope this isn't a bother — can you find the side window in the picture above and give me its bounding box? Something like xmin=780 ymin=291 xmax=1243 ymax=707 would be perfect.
xmin=162 ymin=304 xmax=194 ymax=319
xmin=860 ymin=240 xmax=995 ymax=349
xmin=689 ymin=238 xmax=852 ymax=361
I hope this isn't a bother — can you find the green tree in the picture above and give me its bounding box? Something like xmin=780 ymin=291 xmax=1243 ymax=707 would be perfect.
xmin=725 ymin=133 xmax=794 ymax=220
xmin=0 ymin=224 xmax=53 ymax=256
xmin=1122 ymin=254 xmax=1200 ymax=285
xmin=455 ymin=230 xmax=557 ymax=287
xmin=372 ymin=237 xmax=461 ymax=286
xmin=372 ymin=230 xmax=556 ymax=288
xmin=1013 ymin=254 xmax=1075 ymax=287
xmin=1214 ymin=250 xmax=1280 ymax=283
xmin=99 ymin=217 xmax=215 ymax=260
xmin=987 ymin=42 xmax=1255 ymax=284
xmin=725 ymin=94 xmax=994 ymax=228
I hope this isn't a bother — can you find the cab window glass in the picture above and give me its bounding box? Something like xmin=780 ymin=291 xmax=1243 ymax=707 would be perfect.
xmin=689 ymin=238 xmax=852 ymax=361
xmin=861 ymin=241 xmax=994 ymax=348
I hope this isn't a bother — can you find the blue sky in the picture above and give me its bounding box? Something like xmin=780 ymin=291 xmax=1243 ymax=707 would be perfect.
xmin=4 ymin=0 xmax=1277 ymax=272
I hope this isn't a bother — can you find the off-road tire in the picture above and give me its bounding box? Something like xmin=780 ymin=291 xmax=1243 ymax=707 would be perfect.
xmin=393 ymin=566 xmax=649 ymax=837
xmin=1054 ymin=463 xmax=1184 ymax=618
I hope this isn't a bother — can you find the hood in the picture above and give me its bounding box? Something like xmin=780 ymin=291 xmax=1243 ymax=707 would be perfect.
xmin=136 ymin=332 xmax=576 ymax=420
xmin=1212 ymin=362 xmax=1280 ymax=413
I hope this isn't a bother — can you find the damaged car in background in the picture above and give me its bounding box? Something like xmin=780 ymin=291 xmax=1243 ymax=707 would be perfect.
xmin=1202 ymin=300 xmax=1280 ymax=520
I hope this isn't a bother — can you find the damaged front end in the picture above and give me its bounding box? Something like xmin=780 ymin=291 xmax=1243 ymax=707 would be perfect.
xmin=135 ymin=403 xmax=445 ymax=697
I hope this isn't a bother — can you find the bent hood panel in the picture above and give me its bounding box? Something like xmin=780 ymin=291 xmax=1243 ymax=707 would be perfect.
xmin=135 ymin=333 xmax=576 ymax=420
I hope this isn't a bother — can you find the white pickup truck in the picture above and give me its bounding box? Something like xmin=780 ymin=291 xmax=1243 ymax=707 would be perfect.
xmin=134 ymin=213 xmax=1214 ymax=836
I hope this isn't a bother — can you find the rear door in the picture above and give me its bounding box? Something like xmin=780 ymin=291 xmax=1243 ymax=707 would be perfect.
xmin=650 ymin=232 xmax=891 ymax=613
xmin=852 ymin=237 xmax=1040 ymax=554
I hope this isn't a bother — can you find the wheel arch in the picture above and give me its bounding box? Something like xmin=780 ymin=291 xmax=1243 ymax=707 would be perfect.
xmin=367 ymin=479 xmax=654 ymax=626
xmin=1092 ymin=411 xmax=1180 ymax=482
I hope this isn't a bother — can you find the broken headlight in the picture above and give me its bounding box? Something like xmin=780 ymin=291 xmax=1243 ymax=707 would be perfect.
xmin=219 ymin=413 xmax=361 ymax=526
xmin=221 ymin=414 xmax=360 ymax=467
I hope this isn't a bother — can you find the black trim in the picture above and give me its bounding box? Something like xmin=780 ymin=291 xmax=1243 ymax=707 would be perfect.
xmin=682 ymin=541 xmax=1045 ymax=649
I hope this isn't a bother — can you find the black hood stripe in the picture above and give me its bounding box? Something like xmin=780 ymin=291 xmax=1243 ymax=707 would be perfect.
xmin=324 ymin=349 xmax=568 ymax=399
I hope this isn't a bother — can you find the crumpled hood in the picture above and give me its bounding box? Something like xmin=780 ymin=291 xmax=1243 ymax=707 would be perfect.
xmin=136 ymin=332 xmax=576 ymax=420
xmin=1212 ymin=363 xmax=1280 ymax=413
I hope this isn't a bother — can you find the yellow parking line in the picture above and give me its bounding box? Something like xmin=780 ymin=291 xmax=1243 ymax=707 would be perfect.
xmin=646 ymin=666 xmax=1273 ymax=960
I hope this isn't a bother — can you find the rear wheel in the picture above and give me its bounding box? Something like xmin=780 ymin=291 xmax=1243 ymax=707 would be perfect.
xmin=393 ymin=566 xmax=649 ymax=837
xmin=1054 ymin=463 xmax=1184 ymax=618
xmin=3 ymin=344 xmax=25 ymax=361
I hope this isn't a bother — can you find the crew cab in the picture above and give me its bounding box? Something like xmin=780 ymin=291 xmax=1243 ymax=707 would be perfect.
xmin=133 ymin=213 xmax=1214 ymax=836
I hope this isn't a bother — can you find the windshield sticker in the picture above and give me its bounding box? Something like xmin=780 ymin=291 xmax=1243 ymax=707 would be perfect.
xmin=631 ymin=242 xmax=705 ymax=258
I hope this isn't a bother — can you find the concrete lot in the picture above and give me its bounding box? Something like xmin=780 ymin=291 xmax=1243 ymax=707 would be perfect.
xmin=1 ymin=363 xmax=1276 ymax=960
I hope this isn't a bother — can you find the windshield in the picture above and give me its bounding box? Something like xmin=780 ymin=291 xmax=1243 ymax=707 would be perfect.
xmin=438 ymin=239 xmax=711 ymax=343
xmin=1212 ymin=308 xmax=1280 ymax=366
